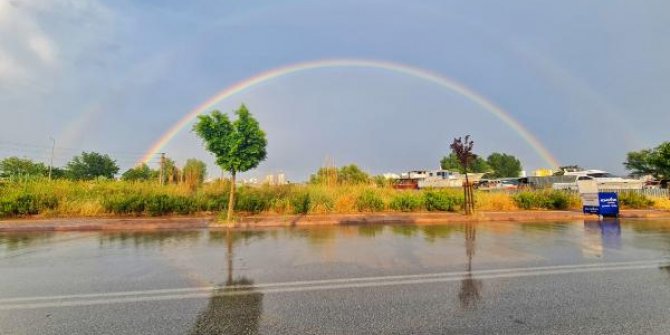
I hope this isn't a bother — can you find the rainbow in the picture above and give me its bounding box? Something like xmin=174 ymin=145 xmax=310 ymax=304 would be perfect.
xmin=139 ymin=59 xmax=560 ymax=168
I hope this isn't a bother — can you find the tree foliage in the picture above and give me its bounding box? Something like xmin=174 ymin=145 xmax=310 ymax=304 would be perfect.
xmin=193 ymin=105 xmax=267 ymax=176
xmin=0 ymin=157 xmax=48 ymax=179
xmin=440 ymin=153 xmax=489 ymax=173
xmin=310 ymin=164 xmax=370 ymax=185
xmin=485 ymin=152 xmax=522 ymax=178
xmin=121 ymin=163 xmax=157 ymax=181
xmin=624 ymin=142 xmax=670 ymax=180
xmin=66 ymin=152 xmax=119 ymax=180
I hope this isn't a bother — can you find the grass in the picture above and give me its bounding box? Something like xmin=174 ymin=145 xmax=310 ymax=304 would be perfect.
xmin=0 ymin=179 xmax=667 ymax=219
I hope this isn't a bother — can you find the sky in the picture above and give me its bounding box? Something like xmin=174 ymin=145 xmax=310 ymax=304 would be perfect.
xmin=1 ymin=0 xmax=669 ymax=181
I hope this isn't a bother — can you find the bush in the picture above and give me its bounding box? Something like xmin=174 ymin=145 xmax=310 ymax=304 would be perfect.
xmin=423 ymin=190 xmax=462 ymax=212
xmin=309 ymin=190 xmax=334 ymax=214
xmin=619 ymin=191 xmax=654 ymax=209
xmin=146 ymin=194 xmax=174 ymax=216
xmin=172 ymin=196 xmax=196 ymax=215
xmin=545 ymin=190 xmax=573 ymax=210
xmin=103 ymin=194 xmax=146 ymax=214
xmin=389 ymin=192 xmax=424 ymax=212
xmin=291 ymin=191 xmax=311 ymax=214
xmin=236 ymin=189 xmax=271 ymax=214
xmin=355 ymin=190 xmax=385 ymax=212
xmin=512 ymin=190 xmax=577 ymax=210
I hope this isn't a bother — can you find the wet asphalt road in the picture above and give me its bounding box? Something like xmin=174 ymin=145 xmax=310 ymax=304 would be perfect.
xmin=1 ymin=219 xmax=670 ymax=334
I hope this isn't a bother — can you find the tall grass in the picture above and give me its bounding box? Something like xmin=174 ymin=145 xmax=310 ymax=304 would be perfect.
xmin=0 ymin=179 xmax=665 ymax=218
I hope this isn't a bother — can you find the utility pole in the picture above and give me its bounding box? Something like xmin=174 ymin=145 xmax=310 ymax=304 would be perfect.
xmin=48 ymin=137 xmax=55 ymax=181
xmin=159 ymin=153 xmax=166 ymax=186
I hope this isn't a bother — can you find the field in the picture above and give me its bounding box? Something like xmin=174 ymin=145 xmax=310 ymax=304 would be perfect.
xmin=0 ymin=180 xmax=667 ymax=219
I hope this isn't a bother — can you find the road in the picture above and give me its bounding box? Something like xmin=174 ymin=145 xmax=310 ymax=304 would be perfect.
xmin=1 ymin=219 xmax=670 ymax=334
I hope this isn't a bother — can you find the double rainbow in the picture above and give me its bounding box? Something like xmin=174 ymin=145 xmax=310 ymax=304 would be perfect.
xmin=139 ymin=59 xmax=559 ymax=168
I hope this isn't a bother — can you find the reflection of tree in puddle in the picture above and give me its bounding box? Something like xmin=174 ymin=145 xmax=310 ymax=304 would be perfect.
xmin=459 ymin=223 xmax=482 ymax=309
xmin=0 ymin=232 xmax=55 ymax=252
xmin=98 ymin=231 xmax=202 ymax=249
xmin=191 ymin=229 xmax=263 ymax=335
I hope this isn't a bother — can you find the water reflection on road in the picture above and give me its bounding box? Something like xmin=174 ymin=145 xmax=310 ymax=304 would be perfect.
xmin=2 ymin=219 xmax=670 ymax=334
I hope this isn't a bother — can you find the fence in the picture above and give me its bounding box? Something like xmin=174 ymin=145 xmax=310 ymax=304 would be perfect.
xmin=598 ymin=188 xmax=669 ymax=198
xmin=480 ymin=187 xmax=669 ymax=198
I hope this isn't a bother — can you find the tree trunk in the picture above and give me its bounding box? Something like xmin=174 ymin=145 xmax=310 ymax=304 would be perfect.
xmin=227 ymin=171 xmax=236 ymax=224
xmin=464 ymin=173 xmax=472 ymax=215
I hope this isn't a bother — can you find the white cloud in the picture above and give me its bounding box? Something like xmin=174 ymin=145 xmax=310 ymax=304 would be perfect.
xmin=0 ymin=0 xmax=114 ymax=92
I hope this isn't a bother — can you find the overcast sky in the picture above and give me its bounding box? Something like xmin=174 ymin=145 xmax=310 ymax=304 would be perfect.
xmin=1 ymin=0 xmax=669 ymax=180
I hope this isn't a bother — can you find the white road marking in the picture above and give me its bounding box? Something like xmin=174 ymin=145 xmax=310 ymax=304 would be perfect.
xmin=0 ymin=259 xmax=667 ymax=310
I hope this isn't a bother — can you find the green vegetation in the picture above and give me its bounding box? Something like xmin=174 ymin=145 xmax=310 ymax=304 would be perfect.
xmin=423 ymin=190 xmax=463 ymax=211
xmin=355 ymin=189 xmax=385 ymax=212
xmin=625 ymin=142 xmax=670 ymax=180
xmin=193 ymin=104 xmax=268 ymax=223
xmin=485 ymin=152 xmax=522 ymax=178
xmin=618 ymin=191 xmax=654 ymax=209
xmin=511 ymin=190 xmax=579 ymax=210
xmin=183 ymin=159 xmax=207 ymax=189
xmin=440 ymin=153 xmax=489 ymax=173
xmin=0 ymin=157 xmax=49 ymax=180
xmin=310 ymin=164 xmax=370 ymax=185
xmin=389 ymin=191 xmax=424 ymax=212
xmin=440 ymin=152 xmax=523 ymax=178
xmin=121 ymin=163 xmax=156 ymax=181
xmin=66 ymin=152 xmax=120 ymax=180
xmin=1 ymin=178 xmax=669 ymax=219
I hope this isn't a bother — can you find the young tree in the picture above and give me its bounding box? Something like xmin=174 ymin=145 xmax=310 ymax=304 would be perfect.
xmin=121 ymin=163 xmax=157 ymax=181
xmin=450 ymin=136 xmax=477 ymax=215
xmin=0 ymin=157 xmax=48 ymax=179
xmin=193 ymin=104 xmax=267 ymax=223
xmin=183 ymin=158 xmax=207 ymax=189
xmin=66 ymin=152 xmax=119 ymax=180
xmin=486 ymin=153 xmax=522 ymax=178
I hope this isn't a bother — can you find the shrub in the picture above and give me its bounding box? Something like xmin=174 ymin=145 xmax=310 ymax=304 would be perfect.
xmin=389 ymin=192 xmax=424 ymax=212
xmin=423 ymin=190 xmax=462 ymax=212
xmin=103 ymin=194 xmax=146 ymax=214
xmin=291 ymin=191 xmax=311 ymax=214
xmin=146 ymin=194 xmax=174 ymax=216
xmin=545 ymin=190 xmax=573 ymax=210
xmin=513 ymin=191 xmax=540 ymax=210
xmin=172 ymin=196 xmax=196 ymax=215
xmin=355 ymin=190 xmax=385 ymax=212
xmin=309 ymin=189 xmax=334 ymax=214
xmin=236 ymin=189 xmax=271 ymax=214
xmin=512 ymin=190 xmax=577 ymax=210
xmin=619 ymin=191 xmax=653 ymax=209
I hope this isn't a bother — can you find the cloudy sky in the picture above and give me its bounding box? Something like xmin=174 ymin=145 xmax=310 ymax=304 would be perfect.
xmin=1 ymin=0 xmax=669 ymax=180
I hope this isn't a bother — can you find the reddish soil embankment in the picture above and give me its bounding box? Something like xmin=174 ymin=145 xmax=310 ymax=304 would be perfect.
xmin=1 ymin=210 xmax=669 ymax=232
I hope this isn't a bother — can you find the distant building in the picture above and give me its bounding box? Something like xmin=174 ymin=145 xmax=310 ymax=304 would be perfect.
xmin=264 ymin=173 xmax=288 ymax=186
